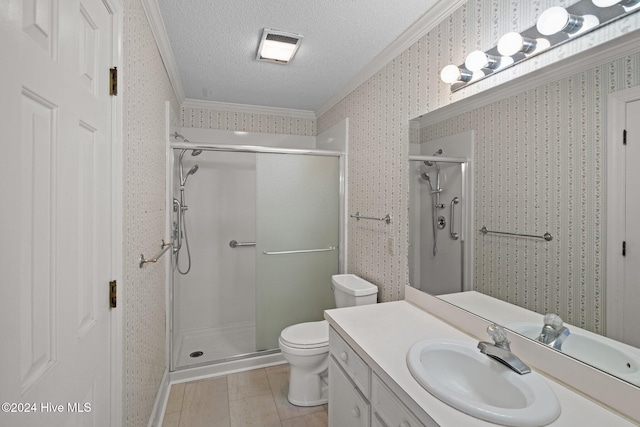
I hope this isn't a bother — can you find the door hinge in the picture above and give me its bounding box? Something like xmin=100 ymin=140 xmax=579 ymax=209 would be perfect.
xmin=623 ymin=129 xmax=627 ymax=145
xmin=110 ymin=280 xmax=117 ymax=308
xmin=109 ymin=67 xmax=118 ymax=96
xmin=623 ymin=241 xmax=627 ymax=257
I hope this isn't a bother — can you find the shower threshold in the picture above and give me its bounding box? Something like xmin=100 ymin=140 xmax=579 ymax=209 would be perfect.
xmin=171 ymin=348 xmax=281 ymax=372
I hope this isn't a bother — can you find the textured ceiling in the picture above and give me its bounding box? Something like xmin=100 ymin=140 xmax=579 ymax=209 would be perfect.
xmin=156 ymin=0 xmax=442 ymax=111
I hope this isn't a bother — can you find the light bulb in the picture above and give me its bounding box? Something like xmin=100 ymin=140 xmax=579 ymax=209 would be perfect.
xmin=536 ymin=6 xmax=599 ymax=36
xmin=440 ymin=65 xmax=474 ymax=84
xmin=592 ymin=0 xmax=640 ymax=10
xmin=537 ymin=7 xmax=577 ymax=35
xmin=497 ymin=32 xmax=537 ymax=56
xmin=440 ymin=65 xmax=462 ymax=84
xmin=465 ymin=51 xmax=500 ymax=71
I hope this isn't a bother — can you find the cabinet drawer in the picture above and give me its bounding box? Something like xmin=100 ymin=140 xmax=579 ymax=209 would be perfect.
xmin=371 ymin=374 xmax=425 ymax=427
xmin=329 ymin=356 xmax=370 ymax=427
xmin=330 ymin=327 xmax=371 ymax=397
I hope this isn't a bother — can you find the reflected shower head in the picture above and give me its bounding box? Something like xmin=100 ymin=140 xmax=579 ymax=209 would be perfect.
xmin=191 ymin=149 xmax=202 ymax=156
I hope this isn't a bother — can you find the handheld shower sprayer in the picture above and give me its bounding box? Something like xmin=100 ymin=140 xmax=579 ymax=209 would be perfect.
xmin=172 ymin=132 xmax=203 ymax=275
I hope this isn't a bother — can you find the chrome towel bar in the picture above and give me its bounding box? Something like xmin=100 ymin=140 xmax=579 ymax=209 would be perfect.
xmin=229 ymin=240 xmax=256 ymax=248
xmin=480 ymin=226 xmax=553 ymax=242
xmin=263 ymin=246 xmax=337 ymax=255
xmin=350 ymin=211 xmax=391 ymax=224
xmin=139 ymin=240 xmax=172 ymax=268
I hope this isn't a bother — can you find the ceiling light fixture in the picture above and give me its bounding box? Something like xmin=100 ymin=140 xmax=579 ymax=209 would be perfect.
xmin=256 ymin=28 xmax=303 ymax=64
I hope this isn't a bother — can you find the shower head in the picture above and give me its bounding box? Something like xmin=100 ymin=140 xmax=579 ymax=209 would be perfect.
xmin=191 ymin=149 xmax=202 ymax=156
xmin=421 ymin=172 xmax=430 ymax=181
xmin=187 ymin=165 xmax=199 ymax=176
xmin=181 ymin=164 xmax=199 ymax=186
xmin=174 ymin=132 xmax=189 ymax=142
xmin=425 ymin=149 xmax=443 ymax=166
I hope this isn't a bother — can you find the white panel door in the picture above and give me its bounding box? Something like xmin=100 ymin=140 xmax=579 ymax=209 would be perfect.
xmin=623 ymin=100 xmax=640 ymax=348
xmin=0 ymin=0 xmax=116 ymax=426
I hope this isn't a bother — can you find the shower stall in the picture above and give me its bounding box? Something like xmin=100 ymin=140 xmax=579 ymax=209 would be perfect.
xmin=169 ymin=139 xmax=343 ymax=371
xmin=408 ymin=131 xmax=474 ymax=295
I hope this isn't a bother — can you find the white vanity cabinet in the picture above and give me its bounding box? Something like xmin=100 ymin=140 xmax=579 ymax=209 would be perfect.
xmin=329 ymin=327 xmax=430 ymax=427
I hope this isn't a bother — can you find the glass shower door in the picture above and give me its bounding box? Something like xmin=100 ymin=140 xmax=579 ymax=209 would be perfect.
xmin=255 ymin=153 xmax=340 ymax=351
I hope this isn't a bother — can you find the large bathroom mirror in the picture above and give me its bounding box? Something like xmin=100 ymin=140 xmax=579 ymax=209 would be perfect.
xmin=408 ymin=30 xmax=640 ymax=387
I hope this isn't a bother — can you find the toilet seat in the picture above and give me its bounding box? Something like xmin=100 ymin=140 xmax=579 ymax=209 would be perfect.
xmin=279 ymin=320 xmax=329 ymax=349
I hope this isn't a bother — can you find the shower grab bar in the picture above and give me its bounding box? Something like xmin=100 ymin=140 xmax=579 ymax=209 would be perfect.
xmin=350 ymin=211 xmax=392 ymax=224
xmin=139 ymin=240 xmax=172 ymax=268
xmin=229 ymin=240 xmax=256 ymax=248
xmin=450 ymin=197 xmax=460 ymax=240
xmin=263 ymin=246 xmax=337 ymax=255
xmin=480 ymin=226 xmax=553 ymax=242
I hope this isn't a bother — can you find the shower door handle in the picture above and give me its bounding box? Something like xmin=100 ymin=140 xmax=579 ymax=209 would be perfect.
xmin=450 ymin=197 xmax=460 ymax=240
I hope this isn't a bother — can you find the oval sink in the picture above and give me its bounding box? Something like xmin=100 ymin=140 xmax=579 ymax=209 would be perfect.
xmin=407 ymin=339 xmax=560 ymax=427
xmin=508 ymin=322 xmax=640 ymax=385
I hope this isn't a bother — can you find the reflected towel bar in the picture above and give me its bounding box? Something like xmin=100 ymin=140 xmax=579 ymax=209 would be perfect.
xmin=480 ymin=226 xmax=553 ymax=242
xmin=351 ymin=211 xmax=392 ymax=224
xmin=139 ymin=240 xmax=172 ymax=268
xmin=229 ymin=240 xmax=256 ymax=248
xmin=263 ymin=246 xmax=337 ymax=255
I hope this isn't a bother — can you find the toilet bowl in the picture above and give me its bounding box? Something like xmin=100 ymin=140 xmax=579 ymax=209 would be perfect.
xmin=278 ymin=274 xmax=378 ymax=406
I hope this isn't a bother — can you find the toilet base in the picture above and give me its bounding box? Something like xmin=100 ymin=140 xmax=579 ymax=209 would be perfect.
xmin=286 ymin=364 xmax=328 ymax=407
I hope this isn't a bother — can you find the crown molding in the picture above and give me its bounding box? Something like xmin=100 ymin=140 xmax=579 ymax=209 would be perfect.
xmin=140 ymin=0 xmax=185 ymax=104
xmin=182 ymin=99 xmax=317 ymax=120
xmin=314 ymin=0 xmax=467 ymax=118
xmin=414 ymin=28 xmax=640 ymax=128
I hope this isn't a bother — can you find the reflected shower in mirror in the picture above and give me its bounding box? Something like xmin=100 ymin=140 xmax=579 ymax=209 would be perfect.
xmin=408 ymin=35 xmax=640 ymax=387
xmin=408 ymin=131 xmax=474 ymax=295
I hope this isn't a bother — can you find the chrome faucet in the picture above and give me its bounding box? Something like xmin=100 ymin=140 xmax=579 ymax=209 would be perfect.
xmin=478 ymin=324 xmax=531 ymax=375
xmin=536 ymin=313 xmax=570 ymax=350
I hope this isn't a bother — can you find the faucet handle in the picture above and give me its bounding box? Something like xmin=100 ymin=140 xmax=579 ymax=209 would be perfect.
xmin=543 ymin=313 xmax=564 ymax=330
xmin=487 ymin=324 xmax=511 ymax=350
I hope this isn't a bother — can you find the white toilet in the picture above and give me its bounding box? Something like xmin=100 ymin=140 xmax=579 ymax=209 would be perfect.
xmin=278 ymin=274 xmax=378 ymax=406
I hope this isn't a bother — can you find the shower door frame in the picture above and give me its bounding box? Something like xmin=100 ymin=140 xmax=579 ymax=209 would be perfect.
xmin=166 ymin=143 xmax=345 ymax=372
xmin=409 ymin=155 xmax=474 ymax=294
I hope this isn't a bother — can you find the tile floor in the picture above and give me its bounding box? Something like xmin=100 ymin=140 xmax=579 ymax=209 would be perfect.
xmin=161 ymin=364 xmax=328 ymax=427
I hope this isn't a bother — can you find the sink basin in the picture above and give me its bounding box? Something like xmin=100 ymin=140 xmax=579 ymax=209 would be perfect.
xmin=508 ymin=322 xmax=640 ymax=385
xmin=407 ymin=339 xmax=561 ymax=427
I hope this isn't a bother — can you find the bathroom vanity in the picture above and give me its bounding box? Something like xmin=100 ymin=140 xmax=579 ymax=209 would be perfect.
xmin=325 ymin=301 xmax=637 ymax=426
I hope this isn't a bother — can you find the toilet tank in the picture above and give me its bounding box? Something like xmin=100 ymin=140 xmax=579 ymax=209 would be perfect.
xmin=331 ymin=274 xmax=378 ymax=308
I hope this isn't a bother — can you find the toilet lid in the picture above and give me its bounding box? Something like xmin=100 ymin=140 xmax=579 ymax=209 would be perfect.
xmin=280 ymin=320 xmax=329 ymax=349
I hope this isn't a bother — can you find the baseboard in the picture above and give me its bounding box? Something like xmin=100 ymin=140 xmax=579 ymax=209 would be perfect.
xmin=147 ymin=369 xmax=170 ymax=427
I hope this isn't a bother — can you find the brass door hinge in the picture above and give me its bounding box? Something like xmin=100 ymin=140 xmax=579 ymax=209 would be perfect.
xmin=110 ymin=280 xmax=117 ymax=308
xmin=109 ymin=67 xmax=118 ymax=96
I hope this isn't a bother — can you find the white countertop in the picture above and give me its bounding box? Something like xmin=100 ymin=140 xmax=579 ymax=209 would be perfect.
xmin=325 ymin=301 xmax=637 ymax=426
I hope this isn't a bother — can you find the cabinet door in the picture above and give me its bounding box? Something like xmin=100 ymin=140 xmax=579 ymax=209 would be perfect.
xmin=329 ymin=356 xmax=370 ymax=427
xmin=371 ymin=374 xmax=427 ymax=427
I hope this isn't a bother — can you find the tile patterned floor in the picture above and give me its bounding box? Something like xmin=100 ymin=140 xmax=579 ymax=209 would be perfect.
xmin=162 ymin=364 xmax=328 ymax=427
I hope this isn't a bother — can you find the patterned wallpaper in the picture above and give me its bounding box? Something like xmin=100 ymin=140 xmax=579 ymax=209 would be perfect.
xmin=123 ymin=1 xmax=180 ymax=426
xmin=421 ymin=52 xmax=640 ymax=333
xmin=182 ymin=106 xmax=316 ymax=136
xmin=318 ymin=0 xmax=640 ymax=311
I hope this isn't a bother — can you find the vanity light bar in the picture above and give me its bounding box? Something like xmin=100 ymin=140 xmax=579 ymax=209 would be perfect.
xmin=441 ymin=0 xmax=640 ymax=91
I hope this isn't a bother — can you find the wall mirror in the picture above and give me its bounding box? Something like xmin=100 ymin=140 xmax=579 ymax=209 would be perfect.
xmin=408 ymin=29 xmax=640 ymax=388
